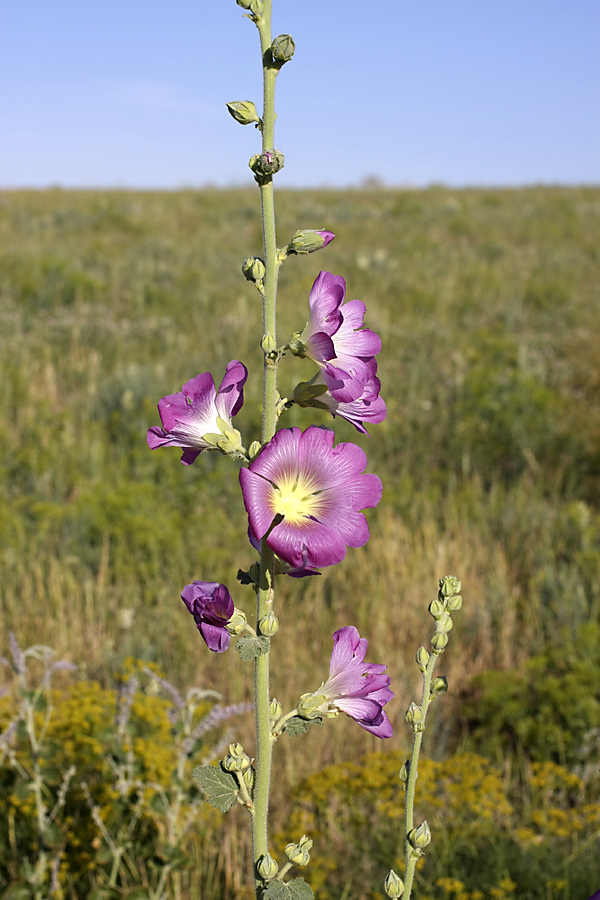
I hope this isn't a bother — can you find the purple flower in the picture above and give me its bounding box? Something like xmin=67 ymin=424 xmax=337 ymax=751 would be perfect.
xmin=298 ymin=626 xmax=393 ymax=738
xmin=300 ymin=271 xmax=382 ymax=402
xmin=293 ymin=370 xmax=387 ymax=435
xmin=239 ymin=426 xmax=382 ymax=570
xmin=147 ymin=360 xmax=248 ymax=465
xmin=181 ymin=581 xmax=234 ymax=653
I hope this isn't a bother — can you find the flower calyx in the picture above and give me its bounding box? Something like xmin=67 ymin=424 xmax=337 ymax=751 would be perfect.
xmin=285 ymin=834 xmax=313 ymax=867
xmin=257 ymin=851 xmax=279 ymax=881
xmin=270 ymin=33 xmax=296 ymax=65
xmin=408 ymin=820 xmax=431 ymax=853
xmin=236 ymin=0 xmax=263 ymax=23
xmin=222 ymin=742 xmax=252 ymax=773
xmin=283 ymin=228 xmax=335 ymax=257
xmin=242 ymin=256 xmax=266 ymax=292
xmin=384 ymin=869 xmax=405 ymax=899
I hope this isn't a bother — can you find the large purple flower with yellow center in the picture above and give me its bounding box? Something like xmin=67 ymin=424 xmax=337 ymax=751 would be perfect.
xmin=239 ymin=426 xmax=382 ymax=570
xmin=297 ymin=626 xmax=393 ymax=738
xmin=147 ymin=360 xmax=248 ymax=465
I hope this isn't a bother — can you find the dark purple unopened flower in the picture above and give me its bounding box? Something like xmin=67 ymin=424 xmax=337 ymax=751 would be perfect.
xmin=239 ymin=426 xmax=382 ymax=570
xmin=147 ymin=360 xmax=248 ymax=465
xmin=297 ymin=626 xmax=393 ymax=738
xmin=180 ymin=581 xmax=234 ymax=653
xmin=297 ymin=272 xmax=382 ymax=402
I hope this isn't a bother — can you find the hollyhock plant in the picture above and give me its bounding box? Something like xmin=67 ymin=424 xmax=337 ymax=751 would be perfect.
xmin=297 ymin=626 xmax=393 ymax=738
xmin=180 ymin=581 xmax=234 ymax=653
xmin=293 ymin=271 xmax=383 ymax=402
xmin=239 ymin=425 xmax=382 ymax=570
xmin=147 ymin=360 xmax=248 ymax=465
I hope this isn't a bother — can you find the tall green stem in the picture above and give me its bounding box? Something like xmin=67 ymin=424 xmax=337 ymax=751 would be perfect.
xmin=253 ymin=0 xmax=279 ymax=887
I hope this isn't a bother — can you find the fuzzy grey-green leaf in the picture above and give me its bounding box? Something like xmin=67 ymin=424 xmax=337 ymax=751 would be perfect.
xmin=263 ymin=877 xmax=314 ymax=900
xmin=284 ymin=716 xmax=322 ymax=738
xmin=236 ymin=635 xmax=270 ymax=661
xmin=193 ymin=765 xmax=239 ymax=812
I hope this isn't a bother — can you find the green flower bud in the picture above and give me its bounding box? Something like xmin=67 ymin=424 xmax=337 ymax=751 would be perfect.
xmin=222 ymin=742 xmax=251 ymax=773
xmin=437 ymin=613 xmax=454 ymax=633
xmin=271 ymin=34 xmax=296 ymax=63
xmin=430 ymin=631 xmax=449 ymax=653
xmin=430 ymin=675 xmax=448 ymax=697
xmin=429 ymin=597 xmax=446 ymax=619
xmin=242 ymin=256 xmax=266 ymax=283
xmin=405 ymin=702 xmax=424 ymax=727
xmin=269 ymin=697 xmax=283 ymax=724
xmin=415 ymin=646 xmax=430 ymax=672
xmin=285 ymin=834 xmax=313 ymax=866
xmin=384 ymin=869 xmax=404 ymax=899
xmin=440 ymin=576 xmax=461 ymax=598
xmin=248 ymin=441 xmax=262 ymax=460
xmin=257 ymin=852 xmax=278 ymax=880
xmin=287 ymin=228 xmax=335 ymax=255
xmin=249 ymin=149 xmax=285 ymax=181
xmin=237 ymin=0 xmax=263 ymax=14
xmin=287 ymin=335 xmax=307 ymax=357
xmin=291 ymin=378 xmax=329 ymax=407
xmin=398 ymin=759 xmax=410 ymax=790
xmin=261 ymin=332 xmax=277 ymax=355
xmin=408 ymin=820 xmax=432 ymax=850
xmin=226 ymin=608 xmax=248 ymax=635
xmin=447 ymin=593 xmax=463 ymax=612
xmin=259 ymin=611 xmax=279 ymax=636
xmin=226 ymin=100 xmax=261 ymax=126
xmin=243 ymin=766 xmax=255 ymax=792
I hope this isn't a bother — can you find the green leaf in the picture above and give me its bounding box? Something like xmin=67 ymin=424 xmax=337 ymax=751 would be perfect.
xmin=193 ymin=765 xmax=239 ymax=812
xmin=284 ymin=716 xmax=323 ymax=738
xmin=236 ymin=635 xmax=270 ymax=662
xmin=263 ymin=877 xmax=314 ymax=899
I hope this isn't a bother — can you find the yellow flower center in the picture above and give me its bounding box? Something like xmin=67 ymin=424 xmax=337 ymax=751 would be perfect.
xmin=270 ymin=471 xmax=326 ymax=526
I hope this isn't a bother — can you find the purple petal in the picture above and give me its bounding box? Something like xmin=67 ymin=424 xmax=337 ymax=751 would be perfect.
xmin=305 ymin=331 xmax=337 ymax=363
xmin=268 ymin=518 xmax=347 ymax=569
xmin=215 ymin=360 xmax=248 ymax=419
xmin=306 ymin=271 xmax=346 ymax=337
xmin=318 ymin=230 xmax=336 ymax=247
xmin=333 ymin=299 xmax=382 ymax=359
xmin=239 ymin=468 xmax=278 ymax=540
xmin=199 ymin=622 xmax=231 ymax=653
xmin=359 ymin=709 xmax=393 ymax=739
xmin=335 ymin=696 xmax=384 ymax=721
xmin=158 ymin=373 xmax=216 ymax=434
xmin=329 ymin=626 xmax=363 ymax=675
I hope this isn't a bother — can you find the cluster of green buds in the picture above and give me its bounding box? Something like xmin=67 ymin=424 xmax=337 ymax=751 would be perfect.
xmin=249 ymin=148 xmax=285 ymax=184
xmin=222 ymin=742 xmax=252 ymax=773
xmin=241 ymin=256 xmax=266 ymax=293
xmin=429 ymin=576 xmax=462 ymax=655
xmin=285 ymin=835 xmax=313 ymax=867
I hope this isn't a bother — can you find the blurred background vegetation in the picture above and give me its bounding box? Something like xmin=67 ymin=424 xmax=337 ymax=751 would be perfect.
xmin=0 ymin=186 xmax=599 ymax=899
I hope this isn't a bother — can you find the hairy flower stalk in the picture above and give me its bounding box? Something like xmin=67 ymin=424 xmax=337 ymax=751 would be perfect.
xmin=253 ymin=0 xmax=280 ymax=882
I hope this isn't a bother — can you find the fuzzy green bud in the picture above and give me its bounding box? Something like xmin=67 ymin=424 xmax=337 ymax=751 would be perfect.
xmin=285 ymin=835 xmax=313 ymax=866
xmin=405 ymin=702 xmax=424 ymax=727
xmin=249 ymin=148 xmax=285 ymax=181
xmin=243 ymin=766 xmax=254 ymax=792
xmin=271 ymin=34 xmax=295 ymax=63
xmin=259 ymin=611 xmax=279 ymax=636
xmin=237 ymin=0 xmax=263 ymax=14
xmin=398 ymin=760 xmax=410 ymax=790
xmin=248 ymin=441 xmax=262 ymax=460
xmin=437 ymin=613 xmax=454 ymax=633
xmin=287 ymin=228 xmax=335 ymax=255
xmin=242 ymin=256 xmax=266 ymax=284
xmin=226 ymin=100 xmax=261 ymax=127
xmin=415 ymin=646 xmax=430 ymax=672
xmin=408 ymin=820 xmax=432 ymax=850
xmin=222 ymin=743 xmax=251 ymax=773
xmin=257 ymin=852 xmax=278 ymax=880
xmin=261 ymin=332 xmax=277 ymax=355
xmin=430 ymin=675 xmax=448 ymax=697
xmin=384 ymin=869 xmax=404 ymax=899
xmin=269 ymin=697 xmax=283 ymax=724
xmin=429 ymin=597 xmax=446 ymax=619
xmin=440 ymin=576 xmax=462 ymax=598
xmin=447 ymin=593 xmax=463 ymax=611
xmin=430 ymin=631 xmax=449 ymax=653
xmin=226 ymin=608 xmax=247 ymax=636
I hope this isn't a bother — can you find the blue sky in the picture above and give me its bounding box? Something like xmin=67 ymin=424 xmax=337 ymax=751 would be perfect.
xmin=1 ymin=0 xmax=599 ymax=188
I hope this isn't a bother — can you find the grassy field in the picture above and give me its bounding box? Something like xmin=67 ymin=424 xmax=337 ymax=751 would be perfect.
xmin=0 ymin=186 xmax=599 ymax=898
